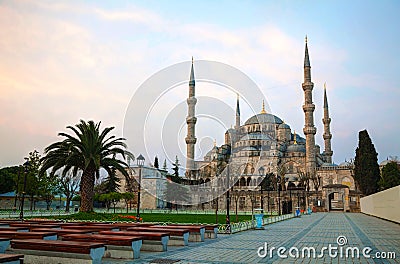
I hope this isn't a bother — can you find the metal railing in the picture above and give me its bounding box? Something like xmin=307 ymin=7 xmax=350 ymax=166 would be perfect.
xmin=218 ymin=213 xmax=294 ymax=234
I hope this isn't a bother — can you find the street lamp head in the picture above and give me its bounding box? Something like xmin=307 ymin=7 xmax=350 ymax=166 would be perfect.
xmin=137 ymin=154 xmax=145 ymax=167
xmin=258 ymin=167 xmax=265 ymax=176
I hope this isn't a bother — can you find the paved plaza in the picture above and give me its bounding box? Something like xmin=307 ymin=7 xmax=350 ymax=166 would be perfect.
xmin=104 ymin=213 xmax=399 ymax=264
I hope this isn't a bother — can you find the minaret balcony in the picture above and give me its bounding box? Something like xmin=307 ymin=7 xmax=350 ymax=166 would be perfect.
xmin=186 ymin=117 xmax=197 ymax=124
xmin=303 ymin=126 xmax=316 ymax=135
xmin=302 ymin=104 xmax=315 ymax=112
xmin=323 ymin=133 xmax=332 ymax=140
xmin=322 ymin=117 xmax=331 ymax=124
xmin=302 ymin=82 xmax=314 ymax=91
xmin=185 ymin=137 xmax=197 ymax=144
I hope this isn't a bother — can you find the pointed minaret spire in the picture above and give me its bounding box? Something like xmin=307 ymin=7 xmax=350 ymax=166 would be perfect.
xmin=260 ymin=100 xmax=267 ymax=114
xmin=322 ymin=82 xmax=333 ymax=163
xmin=323 ymin=82 xmax=328 ymax=108
xmin=186 ymin=57 xmax=197 ymax=179
xmin=189 ymin=56 xmax=195 ymax=91
xmin=302 ymin=37 xmax=317 ymax=174
xmin=235 ymin=93 xmax=240 ymax=129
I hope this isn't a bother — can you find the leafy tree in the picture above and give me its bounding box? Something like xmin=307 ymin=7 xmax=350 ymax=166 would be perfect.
xmin=103 ymin=167 xmax=121 ymax=194
xmin=100 ymin=192 xmax=122 ymax=213
xmin=37 ymin=173 xmax=59 ymax=210
xmin=57 ymin=171 xmax=81 ymax=212
xmin=154 ymin=156 xmax=159 ymax=169
xmin=0 ymin=166 xmax=19 ymax=194
xmin=354 ymin=130 xmax=380 ymax=195
xmin=40 ymin=120 xmax=133 ymax=212
xmin=379 ymin=162 xmax=400 ymax=191
xmin=121 ymin=192 xmax=135 ymax=213
xmin=21 ymin=151 xmax=41 ymax=210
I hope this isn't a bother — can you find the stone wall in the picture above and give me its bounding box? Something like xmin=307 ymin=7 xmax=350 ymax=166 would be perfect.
xmin=360 ymin=185 xmax=400 ymax=223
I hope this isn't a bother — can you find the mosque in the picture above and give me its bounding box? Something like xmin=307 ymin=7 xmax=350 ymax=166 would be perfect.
xmin=184 ymin=39 xmax=361 ymax=213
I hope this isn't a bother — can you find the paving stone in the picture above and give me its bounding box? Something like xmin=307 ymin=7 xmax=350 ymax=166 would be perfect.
xmin=103 ymin=213 xmax=399 ymax=263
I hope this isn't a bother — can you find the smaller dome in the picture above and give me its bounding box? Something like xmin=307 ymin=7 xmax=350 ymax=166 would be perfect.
xmin=242 ymin=146 xmax=258 ymax=151
xmin=278 ymin=123 xmax=290 ymax=129
xmin=339 ymin=161 xmax=352 ymax=167
xmin=287 ymin=144 xmax=306 ymax=153
xmin=379 ymin=160 xmax=391 ymax=166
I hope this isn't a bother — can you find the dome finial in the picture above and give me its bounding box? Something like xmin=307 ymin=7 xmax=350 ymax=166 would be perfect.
xmin=305 ymin=35 xmax=308 ymax=43
xmin=213 ymin=139 xmax=217 ymax=147
xmin=260 ymin=100 xmax=267 ymax=114
xmin=294 ymin=130 xmax=297 ymax=145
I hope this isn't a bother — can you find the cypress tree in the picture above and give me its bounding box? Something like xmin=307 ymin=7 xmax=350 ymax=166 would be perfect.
xmin=154 ymin=156 xmax=159 ymax=169
xmin=354 ymin=130 xmax=380 ymax=195
xmin=379 ymin=162 xmax=400 ymax=190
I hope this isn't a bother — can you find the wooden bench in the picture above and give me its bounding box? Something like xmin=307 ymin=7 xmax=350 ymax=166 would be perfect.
xmin=30 ymin=228 xmax=94 ymax=237
xmin=204 ymin=224 xmax=218 ymax=239
xmin=61 ymin=234 xmax=143 ymax=259
xmin=0 ymin=231 xmax=57 ymax=240
xmin=61 ymin=225 xmax=119 ymax=232
xmin=10 ymin=239 xmax=105 ymax=264
xmin=9 ymin=223 xmax=61 ymax=229
xmin=99 ymin=231 xmax=169 ymax=252
xmin=0 ymin=253 xmax=23 ymax=264
xmin=153 ymin=225 xmax=205 ymax=242
xmin=126 ymin=227 xmax=189 ymax=246
xmin=0 ymin=238 xmax=10 ymax=254
xmin=0 ymin=228 xmax=28 ymax=233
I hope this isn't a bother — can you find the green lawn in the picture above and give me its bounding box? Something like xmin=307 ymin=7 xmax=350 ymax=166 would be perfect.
xmin=46 ymin=212 xmax=253 ymax=224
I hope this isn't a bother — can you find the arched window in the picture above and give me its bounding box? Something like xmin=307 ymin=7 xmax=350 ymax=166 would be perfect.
xmin=240 ymin=177 xmax=246 ymax=187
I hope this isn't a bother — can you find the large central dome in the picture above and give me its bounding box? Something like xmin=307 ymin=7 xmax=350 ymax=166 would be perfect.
xmin=244 ymin=113 xmax=283 ymax=125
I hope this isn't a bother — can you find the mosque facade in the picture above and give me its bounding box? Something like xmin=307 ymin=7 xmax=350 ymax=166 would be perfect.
xmin=186 ymin=39 xmax=360 ymax=213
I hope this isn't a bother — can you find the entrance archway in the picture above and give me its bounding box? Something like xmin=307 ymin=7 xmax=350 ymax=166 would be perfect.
xmin=322 ymin=184 xmax=350 ymax=212
xmin=328 ymin=192 xmax=343 ymax=211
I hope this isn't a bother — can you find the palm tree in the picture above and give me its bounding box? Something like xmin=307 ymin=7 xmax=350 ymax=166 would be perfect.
xmin=39 ymin=120 xmax=133 ymax=212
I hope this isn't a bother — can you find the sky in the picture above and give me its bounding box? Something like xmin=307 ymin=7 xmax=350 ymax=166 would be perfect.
xmin=1 ymin=0 xmax=399 ymax=169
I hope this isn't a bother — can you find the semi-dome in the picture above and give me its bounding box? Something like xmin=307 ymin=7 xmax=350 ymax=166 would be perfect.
xmin=244 ymin=113 xmax=283 ymax=125
xmin=278 ymin=123 xmax=290 ymax=129
xmin=287 ymin=143 xmax=306 ymax=153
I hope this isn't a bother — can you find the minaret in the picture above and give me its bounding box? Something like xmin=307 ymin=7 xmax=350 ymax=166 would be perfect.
xmin=185 ymin=57 xmax=197 ymax=179
xmin=322 ymin=83 xmax=333 ymax=163
xmin=302 ymin=36 xmax=317 ymax=173
xmin=235 ymin=94 xmax=240 ymax=129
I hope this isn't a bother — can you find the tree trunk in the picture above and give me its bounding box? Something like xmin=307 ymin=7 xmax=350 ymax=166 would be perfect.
xmin=65 ymin=197 xmax=71 ymax=212
xmin=80 ymin=170 xmax=95 ymax=212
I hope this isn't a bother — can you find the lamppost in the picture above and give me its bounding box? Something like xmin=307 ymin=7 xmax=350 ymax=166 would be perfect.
xmin=218 ymin=144 xmax=231 ymax=233
xmin=20 ymin=161 xmax=29 ymax=220
xmin=136 ymin=154 xmax=145 ymax=221
xmin=258 ymin=167 xmax=265 ymax=214
xmin=277 ymin=175 xmax=281 ymax=216
xmin=225 ymin=163 xmax=231 ymax=233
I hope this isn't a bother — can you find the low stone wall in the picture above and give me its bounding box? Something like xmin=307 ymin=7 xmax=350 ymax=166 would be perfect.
xmin=360 ymin=185 xmax=400 ymax=223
